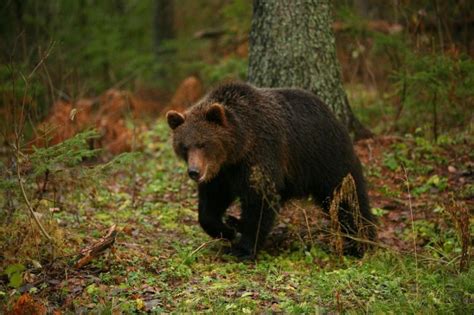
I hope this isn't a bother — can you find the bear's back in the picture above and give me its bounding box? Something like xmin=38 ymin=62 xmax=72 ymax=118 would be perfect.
xmin=263 ymin=87 xmax=357 ymax=196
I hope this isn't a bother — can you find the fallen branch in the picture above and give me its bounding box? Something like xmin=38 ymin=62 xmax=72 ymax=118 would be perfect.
xmin=75 ymin=224 xmax=118 ymax=268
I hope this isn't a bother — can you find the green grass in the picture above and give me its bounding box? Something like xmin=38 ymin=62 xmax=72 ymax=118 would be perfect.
xmin=1 ymin=120 xmax=472 ymax=313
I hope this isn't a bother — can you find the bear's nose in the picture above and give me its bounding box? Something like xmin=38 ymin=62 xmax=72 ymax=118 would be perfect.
xmin=188 ymin=168 xmax=200 ymax=181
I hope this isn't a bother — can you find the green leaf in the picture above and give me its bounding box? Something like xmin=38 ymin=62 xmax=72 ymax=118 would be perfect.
xmin=9 ymin=273 xmax=22 ymax=288
xmin=5 ymin=263 xmax=25 ymax=277
xmin=372 ymin=207 xmax=389 ymax=217
xmin=86 ymin=283 xmax=98 ymax=295
xmin=383 ymin=155 xmax=399 ymax=171
xmin=4 ymin=263 xmax=25 ymax=289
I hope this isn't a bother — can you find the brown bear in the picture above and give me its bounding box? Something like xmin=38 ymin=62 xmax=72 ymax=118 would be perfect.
xmin=166 ymin=81 xmax=376 ymax=259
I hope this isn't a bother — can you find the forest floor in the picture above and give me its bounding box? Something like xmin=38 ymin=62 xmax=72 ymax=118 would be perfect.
xmin=1 ymin=121 xmax=473 ymax=314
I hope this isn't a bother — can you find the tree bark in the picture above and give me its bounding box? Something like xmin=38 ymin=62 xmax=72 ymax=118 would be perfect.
xmin=248 ymin=0 xmax=372 ymax=139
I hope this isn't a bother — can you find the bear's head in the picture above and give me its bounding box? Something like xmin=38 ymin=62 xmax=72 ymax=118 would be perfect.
xmin=166 ymin=103 xmax=234 ymax=183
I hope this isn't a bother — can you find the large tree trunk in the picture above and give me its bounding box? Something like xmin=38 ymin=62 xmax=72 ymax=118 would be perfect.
xmin=248 ymin=0 xmax=371 ymax=139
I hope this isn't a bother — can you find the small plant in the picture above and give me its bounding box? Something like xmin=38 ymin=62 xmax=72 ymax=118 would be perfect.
xmin=3 ymin=263 xmax=26 ymax=289
xmin=391 ymin=53 xmax=474 ymax=139
xmin=411 ymin=174 xmax=448 ymax=196
xmin=329 ymin=174 xmax=373 ymax=257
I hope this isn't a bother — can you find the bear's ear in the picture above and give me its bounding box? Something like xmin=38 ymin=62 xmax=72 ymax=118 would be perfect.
xmin=166 ymin=110 xmax=185 ymax=130
xmin=206 ymin=103 xmax=227 ymax=126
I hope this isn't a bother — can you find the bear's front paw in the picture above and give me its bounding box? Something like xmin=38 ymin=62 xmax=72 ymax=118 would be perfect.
xmin=228 ymin=244 xmax=255 ymax=261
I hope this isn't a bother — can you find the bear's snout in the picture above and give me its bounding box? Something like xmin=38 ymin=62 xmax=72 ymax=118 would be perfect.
xmin=187 ymin=148 xmax=207 ymax=182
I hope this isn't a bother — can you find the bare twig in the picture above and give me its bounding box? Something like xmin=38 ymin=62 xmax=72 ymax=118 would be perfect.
xmin=188 ymin=238 xmax=224 ymax=257
xmin=10 ymin=45 xmax=56 ymax=241
xmin=28 ymin=41 xmax=55 ymax=80
xmin=432 ymin=91 xmax=438 ymax=142
xmin=254 ymin=202 xmax=265 ymax=256
xmin=402 ymin=166 xmax=419 ymax=298
xmin=15 ymin=146 xmax=53 ymax=241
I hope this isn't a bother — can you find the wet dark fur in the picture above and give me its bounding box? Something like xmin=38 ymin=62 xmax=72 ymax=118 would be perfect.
xmin=170 ymin=81 xmax=376 ymax=259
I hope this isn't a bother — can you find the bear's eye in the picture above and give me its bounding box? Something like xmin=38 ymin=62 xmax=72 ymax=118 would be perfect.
xmin=196 ymin=143 xmax=205 ymax=149
xmin=179 ymin=145 xmax=188 ymax=160
xmin=179 ymin=143 xmax=188 ymax=153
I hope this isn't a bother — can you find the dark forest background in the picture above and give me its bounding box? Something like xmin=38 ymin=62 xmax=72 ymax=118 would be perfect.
xmin=2 ymin=0 xmax=473 ymax=136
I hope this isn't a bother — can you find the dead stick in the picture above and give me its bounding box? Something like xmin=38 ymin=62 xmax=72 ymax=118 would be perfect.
xmin=15 ymin=148 xmax=53 ymax=241
xmin=75 ymin=225 xmax=118 ymax=268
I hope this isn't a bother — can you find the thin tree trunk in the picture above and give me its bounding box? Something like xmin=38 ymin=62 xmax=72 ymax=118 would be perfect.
xmin=248 ymin=0 xmax=372 ymax=139
xmin=153 ymin=0 xmax=176 ymax=88
xmin=154 ymin=0 xmax=174 ymax=53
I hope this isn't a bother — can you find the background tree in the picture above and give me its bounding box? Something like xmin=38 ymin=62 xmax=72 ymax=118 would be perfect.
xmin=154 ymin=0 xmax=175 ymax=53
xmin=153 ymin=0 xmax=176 ymax=87
xmin=248 ymin=0 xmax=371 ymax=139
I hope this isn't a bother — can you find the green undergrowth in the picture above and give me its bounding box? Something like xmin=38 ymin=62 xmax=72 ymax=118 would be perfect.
xmin=1 ymin=121 xmax=472 ymax=313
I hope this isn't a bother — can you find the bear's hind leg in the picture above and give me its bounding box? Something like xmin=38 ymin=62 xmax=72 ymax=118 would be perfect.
xmin=337 ymin=202 xmax=363 ymax=257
